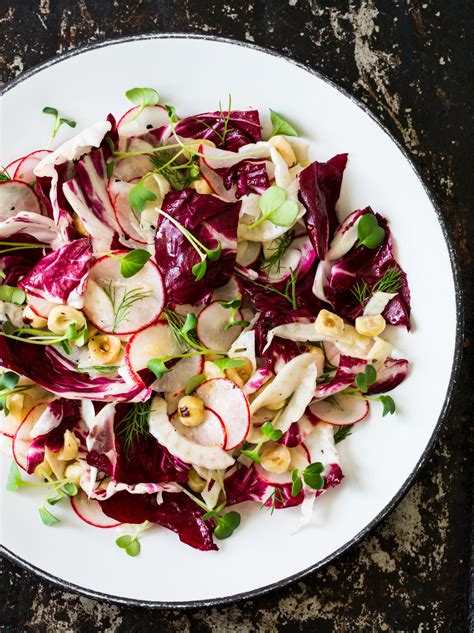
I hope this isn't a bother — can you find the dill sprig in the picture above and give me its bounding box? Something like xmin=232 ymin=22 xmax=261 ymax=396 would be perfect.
xmin=373 ymin=267 xmax=402 ymax=294
xmin=192 ymin=95 xmax=234 ymax=144
xmin=237 ymin=268 xmax=299 ymax=310
xmin=350 ymin=267 xmax=402 ymax=308
xmin=163 ymin=307 xmax=213 ymax=354
xmin=149 ymin=150 xmax=200 ymax=191
xmin=117 ymin=401 xmax=152 ymax=452
xmin=261 ymin=230 xmax=295 ymax=275
xmin=103 ymin=282 xmax=152 ymax=333
xmin=334 ymin=425 xmax=352 ymax=444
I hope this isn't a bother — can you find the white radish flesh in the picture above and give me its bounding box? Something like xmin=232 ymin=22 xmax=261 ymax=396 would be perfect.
xmin=125 ymin=322 xmax=180 ymax=381
xmin=0 ymin=181 xmax=42 ymax=221
xmin=153 ymin=355 xmax=204 ymax=396
xmin=83 ymin=252 xmax=165 ymax=335
xmin=12 ymin=404 xmax=47 ymax=471
xmin=172 ymin=407 xmax=226 ymax=448
xmin=14 ymin=150 xmax=51 ymax=183
xmin=196 ymin=378 xmax=250 ymax=450
xmin=148 ymin=397 xmax=234 ymax=469
xmin=107 ymin=178 xmax=147 ymax=244
xmin=117 ymin=105 xmax=170 ymax=137
xmin=309 ymin=393 xmax=369 ymax=426
xmin=70 ymin=489 xmax=122 ymax=528
xmin=197 ymin=301 xmax=243 ymax=352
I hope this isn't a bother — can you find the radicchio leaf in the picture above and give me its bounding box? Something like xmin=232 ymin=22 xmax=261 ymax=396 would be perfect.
xmin=175 ymin=109 xmax=262 ymax=151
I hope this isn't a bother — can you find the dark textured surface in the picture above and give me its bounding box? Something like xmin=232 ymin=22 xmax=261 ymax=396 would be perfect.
xmin=0 ymin=1 xmax=472 ymax=631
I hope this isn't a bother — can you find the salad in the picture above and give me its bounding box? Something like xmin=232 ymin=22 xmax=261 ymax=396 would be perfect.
xmin=0 ymin=89 xmax=410 ymax=554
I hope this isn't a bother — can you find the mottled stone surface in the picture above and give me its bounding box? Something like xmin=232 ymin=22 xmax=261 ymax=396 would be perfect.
xmin=0 ymin=1 xmax=472 ymax=631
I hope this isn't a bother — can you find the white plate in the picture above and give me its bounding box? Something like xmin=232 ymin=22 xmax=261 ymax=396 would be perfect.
xmin=0 ymin=35 xmax=462 ymax=607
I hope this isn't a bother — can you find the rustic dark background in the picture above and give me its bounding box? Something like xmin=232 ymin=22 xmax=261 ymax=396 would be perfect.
xmin=1 ymin=1 xmax=472 ymax=631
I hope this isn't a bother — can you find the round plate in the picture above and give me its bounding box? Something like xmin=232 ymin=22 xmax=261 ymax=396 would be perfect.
xmin=0 ymin=34 xmax=462 ymax=607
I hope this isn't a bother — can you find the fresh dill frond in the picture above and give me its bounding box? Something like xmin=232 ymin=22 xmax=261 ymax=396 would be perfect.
xmin=261 ymin=230 xmax=295 ymax=274
xmin=163 ymin=307 xmax=211 ymax=353
xmin=117 ymin=401 xmax=152 ymax=452
xmin=104 ymin=282 xmax=152 ymax=333
xmin=0 ymin=167 xmax=11 ymax=182
xmin=193 ymin=94 xmax=234 ymax=144
xmin=334 ymin=425 xmax=352 ymax=444
xmin=372 ymin=267 xmax=402 ymax=294
xmin=350 ymin=281 xmax=369 ymax=307
xmin=236 ymin=268 xmax=299 ymax=310
xmin=149 ymin=150 xmax=200 ymax=191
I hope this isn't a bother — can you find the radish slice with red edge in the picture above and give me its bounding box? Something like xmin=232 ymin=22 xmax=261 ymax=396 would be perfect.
xmin=195 ymin=378 xmax=250 ymax=450
xmin=83 ymin=252 xmax=165 ymax=335
xmin=0 ymin=411 xmax=22 ymax=438
xmin=172 ymin=407 xmax=227 ymax=448
xmin=27 ymin=294 xmax=55 ymax=318
xmin=125 ymin=322 xmax=180 ymax=383
xmin=153 ymin=354 xmax=204 ymax=396
xmin=4 ymin=157 xmax=23 ymax=178
xmin=0 ymin=180 xmax=42 ymax=221
xmin=197 ymin=301 xmax=243 ymax=352
xmin=117 ymin=104 xmax=170 ymax=136
xmin=71 ymin=489 xmax=122 ymax=528
xmin=309 ymin=393 xmax=369 ymax=426
xmin=14 ymin=150 xmax=51 ymax=184
xmin=12 ymin=404 xmax=47 ymax=472
xmin=107 ymin=178 xmax=147 ymax=244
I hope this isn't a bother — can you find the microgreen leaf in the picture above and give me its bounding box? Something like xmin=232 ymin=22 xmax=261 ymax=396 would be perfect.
xmin=181 ymin=313 xmax=198 ymax=335
xmin=106 ymin=160 xmax=116 ymax=178
xmin=302 ymin=462 xmax=325 ymax=490
xmin=6 ymin=462 xmax=23 ymax=491
xmin=39 ymin=506 xmax=60 ymax=526
xmin=42 ymin=106 xmax=77 ymax=148
xmin=59 ymin=117 xmax=77 ymax=129
xmin=165 ymin=104 xmax=179 ymax=123
xmin=269 ymin=109 xmax=299 ymax=138
xmin=213 ymin=511 xmax=241 ymax=540
xmin=128 ymin=182 xmax=157 ymax=213
xmin=0 ymin=370 xmax=20 ymax=390
xmin=219 ymin=298 xmax=241 ymax=310
xmin=42 ymin=106 xmax=58 ymax=116
xmin=267 ymin=200 xmax=299 ymax=227
xmin=207 ymin=243 xmax=222 ymax=262
xmin=191 ymin=258 xmax=207 ymax=281
xmin=62 ymin=482 xmax=78 ymax=497
xmin=212 ymin=358 xmax=246 ymax=375
xmin=259 ymin=186 xmax=286 ymax=216
xmin=125 ymin=87 xmax=160 ymax=122
xmin=379 ymin=395 xmax=396 ymax=416
xmin=261 ymin=421 xmax=283 ymax=441
xmin=356 ymin=214 xmax=386 ymax=249
xmin=147 ymin=358 xmax=170 ymax=381
xmin=119 ymin=249 xmax=152 ymax=278
xmin=291 ymin=469 xmax=303 ymax=496
xmin=126 ymin=539 xmax=141 ymax=557
xmin=0 ymin=285 xmax=26 ymax=305
xmin=223 ymin=319 xmax=250 ymax=331
xmin=116 ymin=535 xmax=133 ymax=549
xmin=185 ymin=373 xmax=207 ymax=395
xmin=355 ymin=364 xmax=377 ymax=393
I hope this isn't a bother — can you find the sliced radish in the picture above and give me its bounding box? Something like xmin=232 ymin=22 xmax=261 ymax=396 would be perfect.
xmin=323 ymin=341 xmax=340 ymax=367
xmin=125 ymin=322 xmax=180 ymax=382
xmin=117 ymin=105 xmax=170 ymax=137
xmin=309 ymin=393 xmax=369 ymax=426
xmin=71 ymin=489 xmax=122 ymax=528
xmin=107 ymin=178 xmax=147 ymax=244
xmin=211 ymin=275 xmax=243 ymax=302
xmin=83 ymin=252 xmax=165 ymax=335
xmin=197 ymin=301 xmax=243 ymax=352
xmin=14 ymin=150 xmax=51 ymax=183
xmin=149 ymin=396 xmax=234 ymax=470
xmin=4 ymin=157 xmax=23 ymax=178
xmin=27 ymin=294 xmax=56 ymax=318
xmin=236 ymin=240 xmax=261 ymax=267
xmin=172 ymin=407 xmax=226 ymax=448
xmin=0 ymin=411 xmax=21 ymax=438
xmin=195 ymin=378 xmax=250 ymax=450
xmin=0 ymin=180 xmax=42 ymax=221
xmin=12 ymin=404 xmax=47 ymax=471
xmin=153 ymin=354 xmax=204 ymax=396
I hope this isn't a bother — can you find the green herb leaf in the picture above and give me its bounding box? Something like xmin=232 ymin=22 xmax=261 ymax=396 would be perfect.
xmin=117 ymin=401 xmax=152 ymax=452
xmin=334 ymin=425 xmax=352 ymax=444
xmin=0 ymin=285 xmax=26 ymax=305
xmin=0 ymin=370 xmax=20 ymax=390
xmin=372 ymin=267 xmax=403 ymax=294
xmin=116 ymin=535 xmax=133 ymax=549
xmin=147 ymin=358 xmax=170 ymax=381
xmin=0 ymin=168 xmax=11 ymax=182
xmin=185 ymin=373 xmax=207 ymax=395
xmin=213 ymin=511 xmax=241 ymax=540
xmin=59 ymin=117 xmax=77 ymax=129
xmin=47 ymin=491 xmax=65 ymax=505
xmin=356 ymin=214 xmax=386 ymax=249
xmin=106 ymin=160 xmax=115 ymax=178
xmin=291 ymin=469 xmax=303 ymax=496
xmin=259 ymin=186 xmax=286 ymax=216
xmin=207 ymin=243 xmax=222 ymax=262
xmin=39 ymin=507 xmax=60 ymax=526
xmin=165 ymin=104 xmax=179 ymax=123
xmin=62 ymin=482 xmax=78 ymax=497
xmin=355 ymin=364 xmax=377 ymax=393
xmin=219 ymin=298 xmax=241 ymax=310
xmin=6 ymin=462 xmax=23 ymax=491
xmin=261 ymin=421 xmax=283 ymax=441
xmin=126 ymin=539 xmax=141 ymax=557
xmin=125 ymin=87 xmax=160 ymax=121
xmin=212 ymin=358 xmax=246 ymax=375
xmin=269 ymin=109 xmax=299 ymax=138
xmin=42 ymin=106 xmax=58 ymax=116
xmin=191 ymin=258 xmax=207 ymax=281
xmin=379 ymin=395 xmax=396 ymax=416
xmin=128 ymin=182 xmax=157 ymax=213
xmin=268 ymin=200 xmax=299 ymax=227
xmin=181 ymin=313 xmax=198 ymax=334
xmin=119 ymin=249 xmax=152 ymax=278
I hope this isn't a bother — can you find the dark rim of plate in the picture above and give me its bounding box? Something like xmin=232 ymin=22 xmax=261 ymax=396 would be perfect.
xmin=0 ymin=32 xmax=464 ymax=610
